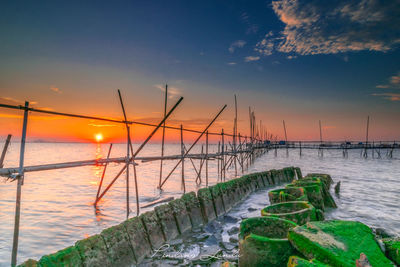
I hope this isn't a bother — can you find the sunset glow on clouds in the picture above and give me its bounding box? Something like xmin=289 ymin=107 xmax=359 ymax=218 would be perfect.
xmin=0 ymin=0 xmax=399 ymax=142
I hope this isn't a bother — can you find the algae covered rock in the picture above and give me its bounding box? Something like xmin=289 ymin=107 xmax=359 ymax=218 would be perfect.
xmin=287 ymin=182 xmax=325 ymax=210
xmin=302 ymin=175 xmax=337 ymax=208
xmin=38 ymin=246 xmax=83 ymax=267
xmin=239 ymin=216 xmax=297 ymax=267
xmin=268 ymin=187 xmax=308 ymax=204
xmin=16 ymin=259 xmax=38 ymax=267
xmin=261 ymin=201 xmax=322 ymax=225
xmin=287 ymin=256 xmax=328 ymax=266
xmin=288 ymin=220 xmax=394 ymax=267
xmin=75 ymin=234 xmax=112 ymax=266
xmin=382 ymin=237 xmax=400 ymax=265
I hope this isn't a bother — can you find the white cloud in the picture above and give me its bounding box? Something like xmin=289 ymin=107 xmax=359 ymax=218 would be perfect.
xmin=375 ymin=71 xmax=400 ymax=89
xmin=244 ymin=56 xmax=260 ymax=62
xmin=227 ymin=62 xmax=237 ymax=66
xmin=371 ymin=93 xmax=400 ymax=101
xmin=50 ymin=86 xmax=62 ymax=93
xmin=255 ymin=0 xmax=400 ymax=56
xmin=154 ymin=84 xmax=182 ymax=99
xmin=229 ymin=40 xmax=247 ymax=53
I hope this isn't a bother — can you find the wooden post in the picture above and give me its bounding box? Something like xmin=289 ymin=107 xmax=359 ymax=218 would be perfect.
xmin=205 ymin=131 xmax=208 ymax=187
xmin=299 ymin=141 xmax=302 ymax=157
xmin=239 ymin=133 xmax=244 ymax=173
xmin=0 ymin=134 xmax=11 ymax=168
xmin=217 ymin=141 xmax=220 ymax=180
xmin=319 ymin=120 xmax=324 ymax=157
xmin=234 ymin=95 xmax=238 ymax=177
xmin=11 ymin=101 xmax=29 ymax=267
xmin=180 ymin=125 xmax=185 ymax=193
xmin=221 ymin=129 xmax=225 ymax=181
xmin=283 ymin=120 xmax=288 ymax=157
xmin=363 ymin=116 xmax=369 ymax=158
xmin=95 ymin=143 xmax=113 ymax=205
xmin=159 ymin=84 xmax=168 ymax=188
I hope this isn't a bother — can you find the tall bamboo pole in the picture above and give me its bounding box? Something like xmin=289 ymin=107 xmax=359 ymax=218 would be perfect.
xmin=159 ymin=85 xmax=168 ymax=188
xmin=180 ymin=125 xmax=185 ymax=193
xmin=0 ymin=134 xmax=11 ymax=168
xmin=11 ymin=101 xmax=29 ymax=267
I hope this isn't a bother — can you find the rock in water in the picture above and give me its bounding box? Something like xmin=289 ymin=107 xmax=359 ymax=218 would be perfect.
xmin=288 ymin=220 xmax=394 ymax=267
xmin=335 ymin=181 xmax=341 ymax=195
xmin=382 ymin=238 xmax=400 ymax=265
xmin=287 ymin=255 xmax=328 ymax=266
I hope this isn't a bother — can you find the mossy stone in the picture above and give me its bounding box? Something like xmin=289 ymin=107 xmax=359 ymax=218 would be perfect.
xmin=261 ymin=201 xmax=321 ymax=225
xmin=16 ymin=259 xmax=38 ymax=267
xmin=268 ymin=187 xmax=308 ymax=204
xmin=155 ymin=203 xmax=180 ymax=241
xmin=75 ymin=234 xmax=112 ymax=266
xmin=123 ymin=216 xmax=152 ymax=264
xmin=288 ymin=220 xmax=394 ymax=267
xmin=239 ymin=216 xmax=297 ymax=267
xmin=287 ymin=182 xmax=325 ymax=211
xmin=100 ymin=222 xmax=135 ymax=266
xmin=209 ymin=184 xmax=226 ymax=216
xmin=181 ymin=191 xmax=204 ymax=228
xmin=198 ymin=187 xmax=217 ymax=223
xmin=38 ymin=246 xmax=83 ymax=267
xmin=382 ymin=237 xmax=400 ymax=265
xmin=140 ymin=211 xmax=166 ymax=250
xmin=168 ymin=197 xmax=192 ymax=234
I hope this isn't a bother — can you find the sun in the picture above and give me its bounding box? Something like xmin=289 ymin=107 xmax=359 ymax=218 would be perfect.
xmin=95 ymin=133 xmax=103 ymax=142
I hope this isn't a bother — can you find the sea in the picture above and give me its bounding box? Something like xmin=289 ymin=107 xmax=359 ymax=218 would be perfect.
xmin=0 ymin=142 xmax=399 ymax=266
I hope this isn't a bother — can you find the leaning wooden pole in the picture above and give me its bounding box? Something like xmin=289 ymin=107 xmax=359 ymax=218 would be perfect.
xmin=180 ymin=125 xmax=185 ymax=193
xmin=205 ymin=131 xmax=209 ymax=187
xmin=0 ymin=134 xmax=12 ymax=168
xmin=95 ymin=143 xmax=113 ymax=205
xmin=283 ymin=120 xmax=288 ymax=156
xmin=159 ymin=84 xmax=168 ymax=188
xmin=11 ymin=101 xmax=29 ymax=267
xmin=363 ymin=116 xmax=370 ymax=158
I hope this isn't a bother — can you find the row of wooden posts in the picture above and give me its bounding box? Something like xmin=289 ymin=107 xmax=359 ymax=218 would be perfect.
xmin=0 ymin=87 xmax=271 ymax=266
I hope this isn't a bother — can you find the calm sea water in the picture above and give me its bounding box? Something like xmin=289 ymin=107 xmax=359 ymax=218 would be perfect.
xmin=0 ymin=142 xmax=399 ymax=266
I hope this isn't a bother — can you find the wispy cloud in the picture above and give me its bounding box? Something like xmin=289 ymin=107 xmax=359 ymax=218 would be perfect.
xmin=255 ymin=0 xmax=400 ymax=56
xmin=240 ymin=12 xmax=259 ymax=35
xmin=88 ymin=123 xmax=116 ymax=127
xmin=229 ymin=40 xmax=246 ymax=53
xmin=244 ymin=56 xmax=260 ymax=62
xmin=0 ymin=97 xmax=38 ymax=105
xmin=371 ymin=93 xmax=400 ymax=101
xmin=375 ymin=71 xmax=400 ymax=89
xmin=50 ymin=86 xmax=62 ymax=94
xmin=154 ymin=84 xmax=182 ymax=99
xmin=227 ymin=62 xmax=237 ymax=66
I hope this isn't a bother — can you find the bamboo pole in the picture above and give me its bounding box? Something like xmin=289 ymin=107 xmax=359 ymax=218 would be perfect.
xmin=159 ymin=84 xmax=168 ymax=188
xmin=206 ymin=131 xmax=209 ymax=187
xmin=180 ymin=125 xmax=185 ymax=193
xmin=159 ymin=105 xmax=227 ymax=188
xmin=221 ymin=128 xmax=225 ymax=181
xmin=0 ymin=134 xmax=11 ymax=168
xmin=11 ymin=101 xmax=29 ymax=267
xmin=95 ymin=143 xmax=113 ymax=205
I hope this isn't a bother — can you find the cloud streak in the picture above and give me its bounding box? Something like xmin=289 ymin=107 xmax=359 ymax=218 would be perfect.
xmin=371 ymin=93 xmax=400 ymax=101
xmin=229 ymin=40 xmax=246 ymax=53
xmin=154 ymin=84 xmax=182 ymax=99
xmin=255 ymin=0 xmax=400 ymax=56
xmin=244 ymin=56 xmax=260 ymax=62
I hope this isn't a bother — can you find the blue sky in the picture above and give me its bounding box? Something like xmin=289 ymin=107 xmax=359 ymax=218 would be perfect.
xmin=0 ymin=0 xmax=399 ymax=141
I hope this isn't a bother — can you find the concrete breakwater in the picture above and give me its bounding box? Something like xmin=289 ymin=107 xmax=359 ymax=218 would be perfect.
xmin=17 ymin=167 xmax=302 ymax=267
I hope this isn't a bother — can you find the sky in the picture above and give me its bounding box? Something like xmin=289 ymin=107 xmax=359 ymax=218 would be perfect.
xmin=0 ymin=0 xmax=399 ymax=143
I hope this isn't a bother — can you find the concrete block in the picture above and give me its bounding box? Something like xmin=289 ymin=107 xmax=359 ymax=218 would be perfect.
xmin=155 ymin=203 xmax=180 ymax=241
xmin=123 ymin=216 xmax=152 ymax=264
xmin=295 ymin=167 xmax=303 ymax=179
xmin=17 ymin=259 xmax=38 ymax=267
xmin=38 ymin=246 xmax=83 ymax=267
xmin=141 ymin=211 xmax=166 ymax=250
xmin=197 ymin=187 xmax=217 ymax=223
xmin=256 ymin=173 xmax=266 ymax=188
xmin=218 ymin=182 xmax=233 ymax=213
xmin=209 ymin=184 xmax=225 ymax=217
xmin=168 ymin=197 xmax=192 ymax=234
xmin=75 ymin=234 xmax=112 ymax=267
xmin=266 ymin=171 xmax=275 ymax=185
xmin=100 ymin=223 xmax=135 ymax=266
xmin=181 ymin=191 xmax=204 ymax=228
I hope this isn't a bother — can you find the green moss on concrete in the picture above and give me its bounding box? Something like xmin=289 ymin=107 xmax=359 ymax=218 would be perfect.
xmin=140 ymin=211 xmax=166 ymax=250
xmin=209 ymin=185 xmax=226 ymax=216
xmin=239 ymin=216 xmax=297 ymax=267
xmin=261 ymin=201 xmax=321 ymax=225
xmin=198 ymin=187 xmax=217 ymax=223
xmin=295 ymin=167 xmax=303 ymax=179
xmin=75 ymin=234 xmax=112 ymax=266
xmin=123 ymin=216 xmax=152 ymax=264
xmin=168 ymin=197 xmax=192 ymax=234
xmin=100 ymin=222 xmax=135 ymax=266
xmin=305 ymin=174 xmax=333 ymax=189
xmin=268 ymin=187 xmax=308 ymax=204
xmin=383 ymin=238 xmax=400 ymax=265
xmin=38 ymin=246 xmax=83 ymax=267
xmin=302 ymin=175 xmax=337 ymax=208
xmin=181 ymin=191 xmax=204 ymax=228
xmin=155 ymin=203 xmax=180 ymax=241
xmin=288 ymin=220 xmax=394 ymax=267
xmin=287 ymin=182 xmax=325 ymax=211
xmin=287 ymin=256 xmax=328 ymax=266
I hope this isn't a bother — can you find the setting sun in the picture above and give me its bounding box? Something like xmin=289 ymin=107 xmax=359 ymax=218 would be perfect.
xmin=95 ymin=133 xmax=103 ymax=142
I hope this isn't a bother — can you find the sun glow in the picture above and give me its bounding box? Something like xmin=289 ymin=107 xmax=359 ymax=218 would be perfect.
xmin=95 ymin=133 xmax=103 ymax=142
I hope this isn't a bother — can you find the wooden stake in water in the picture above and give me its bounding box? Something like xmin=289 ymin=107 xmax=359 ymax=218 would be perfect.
xmin=180 ymin=124 xmax=186 ymax=193
xmin=95 ymin=143 xmax=113 ymax=205
xmin=283 ymin=120 xmax=288 ymax=157
xmin=0 ymin=134 xmax=11 ymax=168
xmin=159 ymin=84 xmax=168 ymax=188
xmin=206 ymin=131 xmax=209 ymax=187
xmin=363 ymin=116 xmax=370 ymax=158
xmin=11 ymin=101 xmax=29 ymax=267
